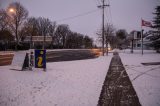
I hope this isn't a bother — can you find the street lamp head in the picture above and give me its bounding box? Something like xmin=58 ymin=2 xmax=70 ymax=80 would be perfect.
xmin=9 ymin=8 xmax=14 ymax=13
xmin=8 ymin=8 xmax=16 ymax=14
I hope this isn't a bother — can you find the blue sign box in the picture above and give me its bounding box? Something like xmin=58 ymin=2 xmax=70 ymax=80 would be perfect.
xmin=35 ymin=49 xmax=46 ymax=68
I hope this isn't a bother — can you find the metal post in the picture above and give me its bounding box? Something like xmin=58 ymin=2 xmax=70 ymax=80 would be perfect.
xmin=106 ymin=37 xmax=108 ymax=56
xmin=30 ymin=34 xmax=32 ymax=49
xmin=141 ymin=29 xmax=144 ymax=55
xmin=131 ymin=40 xmax=134 ymax=53
xmin=43 ymin=35 xmax=46 ymax=71
xmin=29 ymin=33 xmax=33 ymax=70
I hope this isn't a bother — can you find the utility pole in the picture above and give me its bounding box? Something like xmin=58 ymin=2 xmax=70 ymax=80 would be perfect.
xmin=98 ymin=0 xmax=109 ymax=56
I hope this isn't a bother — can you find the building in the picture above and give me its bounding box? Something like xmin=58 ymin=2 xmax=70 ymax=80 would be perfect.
xmin=24 ymin=36 xmax=53 ymax=48
xmin=130 ymin=30 xmax=154 ymax=50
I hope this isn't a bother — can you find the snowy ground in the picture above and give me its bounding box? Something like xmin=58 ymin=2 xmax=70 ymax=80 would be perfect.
xmin=1 ymin=49 xmax=159 ymax=106
xmin=120 ymin=49 xmax=160 ymax=106
xmin=0 ymin=54 xmax=112 ymax=106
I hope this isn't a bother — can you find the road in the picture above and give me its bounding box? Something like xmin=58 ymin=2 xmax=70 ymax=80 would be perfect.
xmin=0 ymin=49 xmax=100 ymax=66
xmin=46 ymin=49 xmax=99 ymax=62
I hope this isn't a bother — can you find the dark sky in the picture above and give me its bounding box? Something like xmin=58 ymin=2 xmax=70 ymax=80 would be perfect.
xmin=0 ymin=0 xmax=159 ymax=40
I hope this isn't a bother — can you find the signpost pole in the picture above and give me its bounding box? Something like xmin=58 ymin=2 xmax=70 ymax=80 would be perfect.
xmin=29 ymin=34 xmax=33 ymax=70
xmin=141 ymin=29 xmax=144 ymax=55
xmin=43 ymin=34 xmax=46 ymax=72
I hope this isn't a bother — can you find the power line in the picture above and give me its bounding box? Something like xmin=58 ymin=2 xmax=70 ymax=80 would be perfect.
xmin=104 ymin=9 xmax=109 ymax=24
xmin=94 ymin=0 xmax=111 ymax=19
xmin=108 ymin=0 xmax=113 ymax=25
xmin=108 ymin=8 xmax=113 ymax=25
xmin=105 ymin=0 xmax=109 ymax=23
xmin=98 ymin=0 xmax=109 ymax=24
xmin=92 ymin=0 xmax=99 ymax=6
xmin=56 ymin=9 xmax=99 ymax=22
xmin=97 ymin=0 xmax=102 ymax=5
xmin=93 ymin=0 xmax=113 ymax=25
xmin=104 ymin=8 xmax=112 ymax=24
xmin=104 ymin=0 xmax=113 ymax=25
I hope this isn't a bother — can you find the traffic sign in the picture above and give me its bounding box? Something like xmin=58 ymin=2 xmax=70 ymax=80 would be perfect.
xmin=11 ymin=51 xmax=27 ymax=71
xmin=34 ymin=49 xmax=46 ymax=68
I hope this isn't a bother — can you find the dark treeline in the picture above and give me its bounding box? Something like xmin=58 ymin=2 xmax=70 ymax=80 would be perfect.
xmin=0 ymin=2 xmax=93 ymax=50
xmin=149 ymin=5 xmax=160 ymax=52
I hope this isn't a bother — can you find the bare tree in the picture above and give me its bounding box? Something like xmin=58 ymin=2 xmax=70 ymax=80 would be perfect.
xmin=54 ymin=24 xmax=70 ymax=48
xmin=48 ymin=21 xmax=56 ymax=48
xmin=20 ymin=17 xmax=55 ymax=49
xmin=97 ymin=23 xmax=117 ymax=49
xmin=0 ymin=9 xmax=13 ymax=50
xmin=104 ymin=24 xmax=115 ymax=37
xmin=36 ymin=17 xmax=51 ymax=49
xmin=7 ymin=2 xmax=28 ymax=49
xmin=23 ymin=17 xmax=39 ymax=48
xmin=104 ymin=24 xmax=116 ymax=49
xmin=0 ymin=9 xmax=9 ymax=31
xmin=0 ymin=30 xmax=14 ymax=50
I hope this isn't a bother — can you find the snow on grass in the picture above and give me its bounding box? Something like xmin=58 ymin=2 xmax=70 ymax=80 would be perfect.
xmin=119 ymin=49 xmax=160 ymax=106
xmin=0 ymin=54 xmax=112 ymax=106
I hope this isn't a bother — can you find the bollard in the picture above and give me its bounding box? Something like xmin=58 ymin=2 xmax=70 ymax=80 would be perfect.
xmin=29 ymin=51 xmax=34 ymax=70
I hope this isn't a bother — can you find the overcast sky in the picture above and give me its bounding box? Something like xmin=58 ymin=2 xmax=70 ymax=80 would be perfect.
xmin=0 ymin=0 xmax=159 ymax=40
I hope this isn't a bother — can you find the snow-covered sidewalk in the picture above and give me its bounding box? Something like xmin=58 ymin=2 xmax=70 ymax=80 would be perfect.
xmin=0 ymin=55 xmax=112 ymax=106
xmin=120 ymin=50 xmax=160 ymax=106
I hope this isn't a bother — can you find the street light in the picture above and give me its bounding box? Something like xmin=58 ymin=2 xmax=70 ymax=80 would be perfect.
xmin=9 ymin=8 xmax=15 ymax=13
xmin=8 ymin=8 xmax=16 ymax=15
xmin=8 ymin=7 xmax=18 ymax=50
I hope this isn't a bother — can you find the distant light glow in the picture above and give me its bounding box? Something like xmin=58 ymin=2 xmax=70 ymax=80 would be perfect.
xmin=108 ymin=47 xmax=111 ymax=51
xmin=9 ymin=8 xmax=15 ymax=13
xmin=91 ymin=49 xmax=101 ymax=56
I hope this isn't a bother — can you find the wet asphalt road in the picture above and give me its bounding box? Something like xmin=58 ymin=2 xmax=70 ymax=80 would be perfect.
xmin=0 ymin=49 xmax=99 ymax=66
xmin=46 ymin=49 xmax=98 ymax=62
